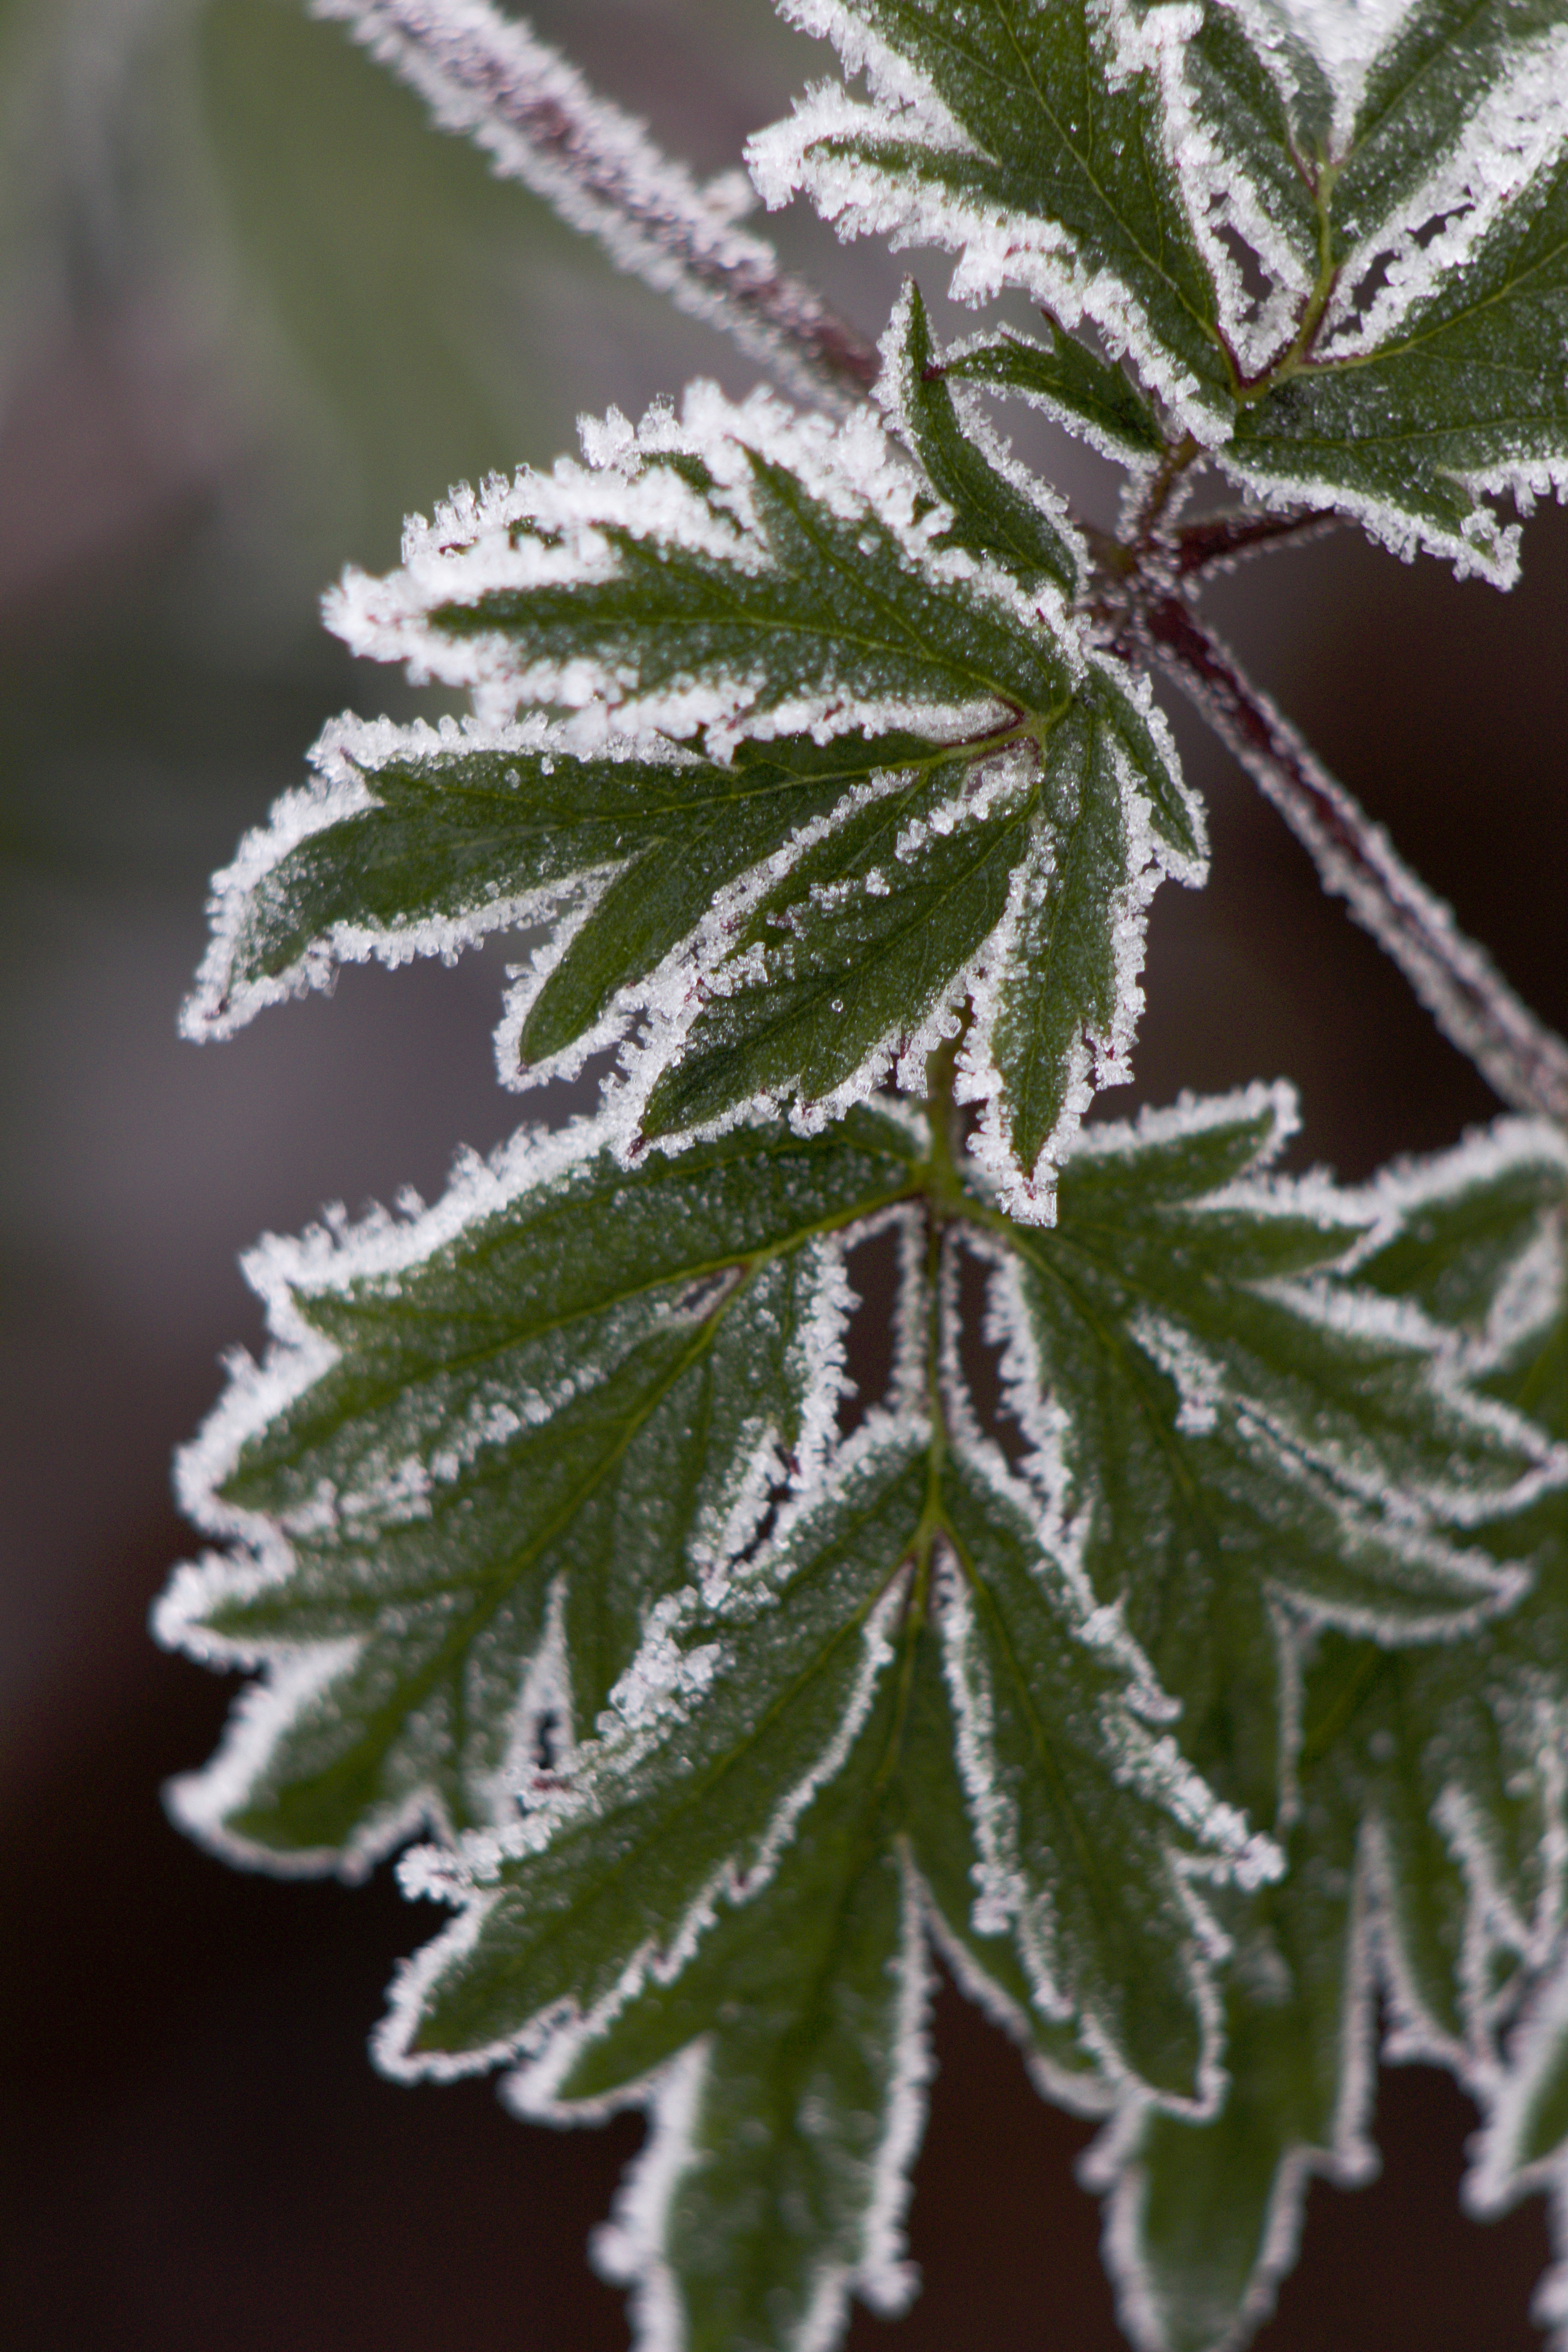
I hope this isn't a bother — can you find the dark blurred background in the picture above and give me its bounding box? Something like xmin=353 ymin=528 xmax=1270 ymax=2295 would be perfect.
xmin=2 ymin=3 xmax=1565 ymax=2345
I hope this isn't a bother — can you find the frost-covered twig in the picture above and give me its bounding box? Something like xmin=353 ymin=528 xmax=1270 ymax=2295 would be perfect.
xmin=1144 ymin=596 xmax=1568 ymax=1124
xmin=312 ymin=0 xmax=879 ymax=405
xmin=1174 ymin=510 xmax=1338 ymax=580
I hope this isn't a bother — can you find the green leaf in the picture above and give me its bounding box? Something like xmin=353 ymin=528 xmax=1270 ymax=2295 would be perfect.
xmin=880 ymin=281 xmax=1081 ymax=594
xmin=1181 ymin=1 xmax=1328 ymax=271
xmin=213 ymin=382 xmax=1204 ymax=1215
xmin=185 ymin=716 xmax=945 ymax=1057
xmin=377 ymin=1400 xmax=1271 ymax=2344
xmin=931 ymin=1450 xmax=1258 ymax=2104
xmin=156 ymin=1109 xmax=922 ymax=1872
xmin=547 ymin=1708 xmax=931 ymax=2352
xmin=163 ymin=1088 xmax=1565 ymax=2346
xmin=1346 ymin=1117 xmax=1568 ymax=2230
xmin=1214 ymin=0 xmax=1568 ymax=581
xmin=1353 ymin=1114 xmax=1568 ymax=1452
xmin=1088 ymin=1603 xmax=1555 ymax=2352
xmin=639 ymin=687 xmax=1186 ymax=1213
xmin=1095 ymin=1579 xmax=1568 ymax=2352
xmin=749 ymin=0 xmax=1233 ymax=433
xmin=1229 ymin=140 xmax=1568 ymax=584
xmin=940 ymin=319 xmax=1165 ymax=465
xmin=329 ymin=382 xmax=1077 ymax=736
xmin=994 ymin=1086 xmax=1542 ymax=1818
xmin=383 ymin=1407 xmax=1267 ymax=2079
xmin=1086 ymin=1114 xmax=1568 ymax=2352
xmin=753 ymin=0 xmax=1568 ymax=578
xmin=1332 ymin=0 xmax=1568 ymax=255
xmin=1088 ymin=1821 xmax=1373 ymax=2352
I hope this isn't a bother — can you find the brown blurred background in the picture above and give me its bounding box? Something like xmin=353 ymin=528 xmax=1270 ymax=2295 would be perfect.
xmin=2 ymin=3 xmax=1565 ymax=2345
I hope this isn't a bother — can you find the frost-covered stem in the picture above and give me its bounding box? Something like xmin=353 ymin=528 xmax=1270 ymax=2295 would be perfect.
xmin=1121 ymin=433 xmax=1200 ymax=562
xmin=922 ymin=1022 xmax=968 ymax=1208
xmin=1144 ymin=595 xmax=1568 ymax=1123
xmin=312 ymin=0 xmax=879 ymax=406
xmin=1174 ymin=509 xmax=1337 ymax=580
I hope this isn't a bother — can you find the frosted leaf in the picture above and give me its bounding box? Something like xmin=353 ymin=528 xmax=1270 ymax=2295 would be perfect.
xmin=1223 ymin=32 xmax=1568 ymax=584
xmin=237 ymin=377 xmax=1206 ymax=1214
xmin=1355 ymin=1114 xmax=1568 ymax=2341
xmin=1261 ymin=0 xmax=1416 ymax=147
xmin=747 ymin=0 xmax=1568 ymax=579
xmin=939 ymin=319 xmax=1165 ymax=467
xmin=1086 ymin=1831 xmax=1379 ymax=2352
xmin=875 ymin=280 xmax=1084 ymax=596
xmin=1084 ymin=1111 xmax=1568 ymax=2352
xmin=632 ymin=681 xmax=1202 ymax=1230
xmin=379 ymin=1359 xmax=1273 ymax=2091
xmin=1330 ymin=0 xmax=1568 ymax=254
xmin=1090 ymin=1580 xmax=1568 ymax=2352
xmin=747 ymin=0 xmax=1235 ymax=439
xmin=181 ymin=712 xmax=706 ymax=1042
xmin=154 ymin=1108 xmax=921 ymax=1874
xmin=325 ymin=379 xmax=1085 ymax=743
xmin=160 ymin=1069 xmax=1568 ymax=2347
xmin=996 ymin=1085 xmax=1550 ymax=1789
xmin=181 ymin=710 xmax=942 ymax=1061
xmin=362 ymin=1291 xmax=1287 ymax=2346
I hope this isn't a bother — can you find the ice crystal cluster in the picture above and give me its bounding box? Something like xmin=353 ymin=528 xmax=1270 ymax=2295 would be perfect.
xmin=160 ymin=3 xmax=1568 ymax=2348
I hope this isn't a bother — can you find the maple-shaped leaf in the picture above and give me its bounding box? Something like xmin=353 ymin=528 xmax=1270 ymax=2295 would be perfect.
xmin=195 ymin=379 xmax=1203 ymax=1218
xmin=160 ymin=1073 xmax=1565 ymax=2351
xmin=1083 ymin=1114 xmax=1568 ymax=2352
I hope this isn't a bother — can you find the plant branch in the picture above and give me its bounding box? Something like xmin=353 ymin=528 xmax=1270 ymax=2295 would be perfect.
xmin=308 ymin=3 xmax=1568 ymax=1129
xmin=311 ymin=0 xmax=880 ymax=406
xmin=1174 ymin=509 xmax=1338 ymax=580
xmin=1141 ymin=594 xmax=1568 ymax=1124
